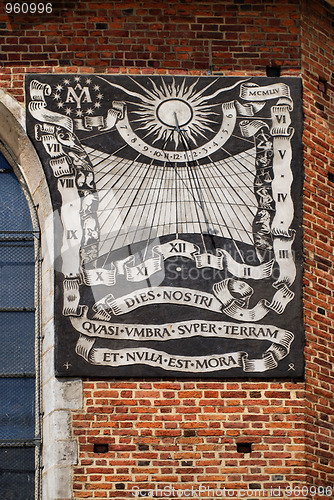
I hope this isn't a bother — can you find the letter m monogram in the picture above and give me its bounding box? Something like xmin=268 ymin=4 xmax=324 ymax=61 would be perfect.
xmin=66 ymin=86 xmax=92 ymax=108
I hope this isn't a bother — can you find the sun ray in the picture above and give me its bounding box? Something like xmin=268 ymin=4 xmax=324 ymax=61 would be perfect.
xmin=98 ymin=76 xmax=245 ymax=151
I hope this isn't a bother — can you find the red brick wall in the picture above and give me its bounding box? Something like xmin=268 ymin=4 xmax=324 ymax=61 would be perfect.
xmin=1 ymin=0 xmax=334 ymax=499
xmin=301 ymin=0 xmax=334 ymax=493
xmin=1 ymin=0 xmax=300 ymax=101
xmin=72 ymin=380 xmax=307 ymax=498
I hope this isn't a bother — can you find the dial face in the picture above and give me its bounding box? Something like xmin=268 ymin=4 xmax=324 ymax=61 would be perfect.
xmin=156 ymin=99 xmax=193 ymax=127
xmin=25 ymin=75 xmax=304 ymax=378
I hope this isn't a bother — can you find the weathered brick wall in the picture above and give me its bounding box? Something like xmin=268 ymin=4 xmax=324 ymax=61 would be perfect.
xmin=1 ymin=0 xmax=300 ymax=101
xmin=72 ymin=381 xmax=307 ymax=498
xmin=301 ymin=0 xmax=334 ymax=493
xmin=0 ymin=0 xmax=333 ymax=499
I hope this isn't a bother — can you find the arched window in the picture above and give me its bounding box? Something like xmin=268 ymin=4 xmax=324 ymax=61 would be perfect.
xmin=0 ymin=151 xmax=40 ymax=499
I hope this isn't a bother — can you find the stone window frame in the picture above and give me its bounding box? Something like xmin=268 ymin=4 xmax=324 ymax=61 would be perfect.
xmin=0 ymin=140 xmax=41 ymax=499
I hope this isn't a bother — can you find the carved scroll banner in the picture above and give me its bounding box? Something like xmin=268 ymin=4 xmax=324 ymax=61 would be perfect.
xmin=25 ymin=75 xmax=304 ymax=378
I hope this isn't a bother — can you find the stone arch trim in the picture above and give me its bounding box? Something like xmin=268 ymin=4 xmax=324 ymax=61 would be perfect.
xmin=0 ymin=88 xmax=82 ymax=500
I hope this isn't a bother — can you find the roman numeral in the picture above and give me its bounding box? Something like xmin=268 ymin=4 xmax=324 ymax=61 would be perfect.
xmin=277 ymin=193 xmax=287 ymax=202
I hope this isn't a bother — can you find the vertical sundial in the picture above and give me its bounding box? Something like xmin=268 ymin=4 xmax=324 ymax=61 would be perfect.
xmin=25 ymin=75 xmax=304 ymax=378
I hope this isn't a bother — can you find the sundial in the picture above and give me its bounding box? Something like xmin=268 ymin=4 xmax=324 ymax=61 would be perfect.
xmin=25 ymin=75 xmax=304 ymax=377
